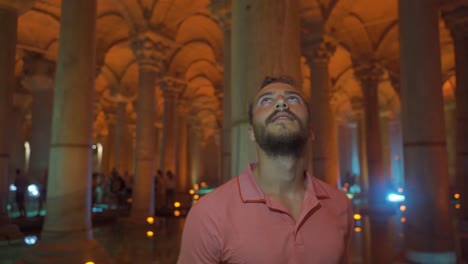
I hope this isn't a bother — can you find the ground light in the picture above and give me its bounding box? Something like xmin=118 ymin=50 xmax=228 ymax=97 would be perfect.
xmin=386 ymin=193 xmax=405 ymax=203
xmin=146 ymin=217 xmax=155 ymax=224
xmin=24 ymin=236 xmax=38 ymax=245
xmin=27 ymin=184 xmax=40 ymax=197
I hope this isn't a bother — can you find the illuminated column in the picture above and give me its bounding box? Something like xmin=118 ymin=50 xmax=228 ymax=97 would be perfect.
xmin=303 ymin=38 xmax=339 ymax=186
xmin=399 ymin=0 xmax=455 ymax=261
xmin=105 ymin=113 xmax=116 ymax=172
xmin=129 ymin=31 xmax=170 ymax=220
xmin=354 ymin=62 xmax=386 ymax=208
xmin=442 ymin=2 xmax=468 ymax=259
xmin=176 ymin=100 xmax=189 ymax=191
xmin=351 ymin=98 xmax=368 ymax=192
xmin=9 ymin=93 xmax=28 ymax=177
xmin=160 ymin=77 xmax=185 ymax=174
xmin=24 ymin=1 xmax=111 ymax=263
xmin=21 ymin=53 xmax=55 ymax=184
xmin=211 ymin=0 xmax=232 ymax=181
xmin=0 ymin=0 xmax=31 ymax=238
xmin=189 ymin=124 xmax=202 ymax=186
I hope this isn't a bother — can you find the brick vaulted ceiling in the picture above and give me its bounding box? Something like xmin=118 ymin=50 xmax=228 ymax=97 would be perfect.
xmin=15 ymin=0 xmax=455 ymax=139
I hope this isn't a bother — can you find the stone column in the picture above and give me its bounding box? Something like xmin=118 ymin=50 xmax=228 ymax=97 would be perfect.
xmin=160 ymin=77 xmax=185 ymax=174
xmin=113 ymin=101 xmax=126 ymax=172
xmin=351 ymin=98 xmax=369 ymax=193
xmin=303 ymin=38 xmax=339 ymax=186
xmin=0 ymin=0 xmax=31 ymax=240
xmin=442 ymin=1 xmax=468 ymax=259
xmin=399 ymin=0 xmax=455 ymax=261
xmin=354 ymin=62 xmax=387 ymax=208
xmin=24 ymin=1 xmax=111 ymax=263
xmin=176 ymin=100 xmax=189 ymax=191
xmin=189 ymin=124 xmax=202 ymax=186
xmin=129 ymin=31 xmax=170 ymax=220
xmin=211 ymin=0 xmax=232 ymax=182
xmin=21 ymin=53 xmax=55 ymax=185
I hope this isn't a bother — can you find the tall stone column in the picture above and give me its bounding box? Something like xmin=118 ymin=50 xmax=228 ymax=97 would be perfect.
xmin=354 ymin=62 xmax=387 ymax=208
xmin=24 ymin=1 xmax=111 ymax=263
xmin=160 ymin=77 xmax=185 ymax=174
xmin=399 ymin=0 xmax=455 ymax=261
xmin=211 ymin=0 xmax=232 ymax=181
xmin=21 ymin=53 xmax=55 ymax=184
xmin=442 ymin=1 xmax=468 ymax=259
xmin=0 ymin=0 xmax=32 ymax=240
xmin=231 ymin=0 xmax=301 ymax=175
xmin=113 ymin=101 xmax=126 ymax=172
xmin=303 ymin=38 xmax=339 ymax=186
xmin=188 ymin=124 xmax=202 ymax=186
xmin=351 ymin=98 xmax=369 ymax=193
xmin=129 ymin=31 xmax=170 ymax=220
xmin=176 ymin=100 xmax=189 ymax=191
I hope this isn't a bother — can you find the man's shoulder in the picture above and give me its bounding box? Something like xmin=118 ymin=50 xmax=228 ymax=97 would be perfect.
xmin=310 ymin=176 xmax=350 ymax=204
xmin=190 ymin=177 xmax=240 ymax=212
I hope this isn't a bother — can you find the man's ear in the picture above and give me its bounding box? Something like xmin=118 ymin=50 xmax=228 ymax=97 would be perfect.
xmin=248 ymin=125 xmax=256 ymax=142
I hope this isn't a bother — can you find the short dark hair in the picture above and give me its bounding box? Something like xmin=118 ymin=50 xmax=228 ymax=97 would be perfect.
xmin=248 ymin=76 xmax=306 ymax=124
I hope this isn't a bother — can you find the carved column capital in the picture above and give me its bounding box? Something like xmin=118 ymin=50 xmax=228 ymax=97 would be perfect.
xmin=177 ymin=98 xmax=190 ymax=115
xmin=442 ymin=1 xmax=468 ymax=38
xmin=160 ymin=77 xmax=186 ymax=99
xmin=302 ymin=36 xmax=336 ymax=64
xmin=353 ymin=60 xmax=384 ymax=84
xmin=21 ymin=52 xmax=55 ymax=92
xmin=130 ymin=30 xmax=173 ymax=72
xmin=209 ymin=0 xmax=232 ymax=32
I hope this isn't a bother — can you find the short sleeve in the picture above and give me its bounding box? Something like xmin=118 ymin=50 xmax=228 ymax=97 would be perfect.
xmin=177 ymin=202 xmax=223 ymax=264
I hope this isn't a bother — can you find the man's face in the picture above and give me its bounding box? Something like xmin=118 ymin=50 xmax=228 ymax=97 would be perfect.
xmin=249 ymin=82 xmax=310 ymax=158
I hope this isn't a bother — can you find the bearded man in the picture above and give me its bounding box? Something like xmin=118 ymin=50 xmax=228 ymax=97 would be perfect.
xmin=178 ymin=76 xmax=353 ymax=264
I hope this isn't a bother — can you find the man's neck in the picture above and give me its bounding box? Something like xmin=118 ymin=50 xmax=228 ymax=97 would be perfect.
xmin=252 ymin=151 xmax=306 ymax=196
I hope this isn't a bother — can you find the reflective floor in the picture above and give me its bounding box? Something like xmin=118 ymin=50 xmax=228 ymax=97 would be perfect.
xmin=0 ymin=199 xmax=463 ymax=264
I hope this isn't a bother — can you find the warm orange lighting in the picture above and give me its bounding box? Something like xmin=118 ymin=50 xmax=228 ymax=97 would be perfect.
xmin=174 ymin=202 xmax=181 ymax=208
xmin=174 ymin=210 xmax=181 ymax=217
xmin=456 ymin=204 xmax=461 ymax=209
xmin=146 ymin=231 xmax=154 ymax=237
xmin=146 ymin=217 xmax=155 ymax=224
xmin=127 ymin=198 xmax=133 ymax=203
xmin=189 ymin=189 xmax=195 ymax=195
xmin=454 ymin=193 xmax=460 ymax=199
xmin=193 ymin=194 xmax=200 ymax=200
xmin=84 ymin=262 xmax=95 ymax=264
xmin=353 ymin=214 xmax=361 ymax=220
xmin=194 ymin=184 xmax=200 ymax=190
xmin=400 ymin=205 xmax=406 ymax=212
xmin=397 ymin=187 xmax=403 ymax=193
xmin=201 ymin=182 xmax=207 ymax=187
xmin=342 ymin=187 xmax=348 ymax=192
xmin=354 ymin=227 xmax=362 ymax=232
xmin=400 ymin=217 xmax=406 ymax=223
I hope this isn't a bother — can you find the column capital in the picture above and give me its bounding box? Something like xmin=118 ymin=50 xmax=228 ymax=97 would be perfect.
xmin=302 ymin=36 xmax=336 ymax=64
xmin=350 ymin=97 xmax=364 ymax=114
xmin=442 ymin=1 xmax=468 ymax=38
xmin=209 ymin=0 xmax=232 ymax=32
xmin=104 ymin=90 xmax=137 ymax=104
xmin=160 ymin=77 xmax=186 ymax=98
xmin=353 ymin=60 xmax=384 ymax=84
xmin=0 ymin=0 xmax=33 ymax=13
xmin=177 ymin=98 xmax=191 ymax=115
xmin=21 ymin=52 xmax=56 ymax=92
xmin=130 ymin=30 xmax=173 ymax=72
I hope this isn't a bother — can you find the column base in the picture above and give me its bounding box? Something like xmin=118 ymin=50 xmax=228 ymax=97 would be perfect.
xmin=0 ymin=223 xmax=23 ymax=243
xmin=20 ymin=238 xmax=113 ymax=264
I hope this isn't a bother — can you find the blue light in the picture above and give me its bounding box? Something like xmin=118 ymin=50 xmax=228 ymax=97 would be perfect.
xmin=27 ymin=184 xmax=40 ymax=197
xmin=387 ymin=193 xmax=405 ymax=203
xmin=24 ymin=235 xmax=38 ymax=245
xmin=92 ymin=207 xmax=103 ymax=213
xmin=9 ymin=184 xmax=17 ymax=191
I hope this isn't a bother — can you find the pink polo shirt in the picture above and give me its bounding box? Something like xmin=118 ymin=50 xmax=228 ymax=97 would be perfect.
xmin=178 ymin=164 xmax=353 ymax=264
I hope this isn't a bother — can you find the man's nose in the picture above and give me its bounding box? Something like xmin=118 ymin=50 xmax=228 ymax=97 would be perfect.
xmin=275 ymin=97 xmax=288 ymax=110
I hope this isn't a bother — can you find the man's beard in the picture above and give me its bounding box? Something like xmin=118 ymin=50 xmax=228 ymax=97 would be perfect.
xmin=252 ymin=109 xmax=309 ymax=158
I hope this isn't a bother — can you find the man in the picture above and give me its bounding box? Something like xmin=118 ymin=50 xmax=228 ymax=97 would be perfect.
xmin=14 ymin=169 xmax=28 ymax=218
xmin=178 ymin=76 xmax=353 ymax=263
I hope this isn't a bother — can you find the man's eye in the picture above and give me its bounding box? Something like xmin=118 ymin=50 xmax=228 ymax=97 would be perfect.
xmin=260 ymin=98 xmax=272 ymax=104
xmin=287 ymin=96 xmax=300 ymax=103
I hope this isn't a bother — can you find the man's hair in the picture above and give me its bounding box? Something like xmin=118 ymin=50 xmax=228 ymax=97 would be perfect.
xmin=248 ymin=76 xmax=305 ymax=124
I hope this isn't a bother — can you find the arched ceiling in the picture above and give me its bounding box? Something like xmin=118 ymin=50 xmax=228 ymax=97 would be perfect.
xmin=15 ymin=0 xmax=457 ymax=140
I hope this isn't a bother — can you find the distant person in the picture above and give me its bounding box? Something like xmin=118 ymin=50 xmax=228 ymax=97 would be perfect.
xmin=178 ymin=76 xmax=353 ymax=263
xmin=37 ymin=168 xmax=48 ymax=216
xmin=165 ymin=170 xmax=176 ymax=208
xmin=14 ymin=169 xmax=28 ymax=218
